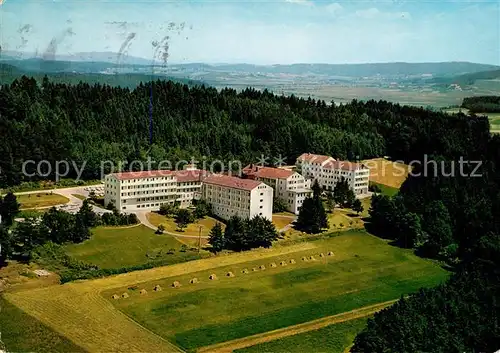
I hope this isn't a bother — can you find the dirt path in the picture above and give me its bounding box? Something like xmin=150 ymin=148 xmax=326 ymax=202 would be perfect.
xmin=136 ymin=211 xmax=210 ymax=239
xmin=197 ymin=300 xmax=397 ymax=353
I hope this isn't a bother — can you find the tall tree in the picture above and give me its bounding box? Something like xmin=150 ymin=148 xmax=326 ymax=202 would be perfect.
xmin=352 ymin=198 xmax=363 ymax=215
xmin=0 ymin=192 xmax=20 ymax=226
xmin=0 ymin=225 xmax=13 ymax=264
xmin=208 ymin=222 xmax=225 ymax=254
xmin=175 ymin=209 xmax=193 ymax=232
xmin=76 ymin=199 xmax=98 ymax=228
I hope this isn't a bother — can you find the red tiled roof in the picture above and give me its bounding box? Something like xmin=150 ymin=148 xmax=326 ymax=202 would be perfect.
xmin=112 ymin=170 xmax=172 ymax=180
xmin=172 ymin=169 xmax=210 ymax=182
xmin=243 ymin=165 xmax=294 ymax=179
xmin=202 ymin=174 xmax=263 ymax=191
xmin=296 ymin=153 xmax=334 ymax=164
xmin=323 ymin=161 xmax=365 ymax=171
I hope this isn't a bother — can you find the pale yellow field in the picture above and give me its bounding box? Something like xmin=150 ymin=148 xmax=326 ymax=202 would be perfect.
xmin=272 ymin=215 xmax=294 ymax=231
xmin=4 ymin=242 xmax=317 ymax=353
xmin=17 ymin=193 xmax=69 ymax=209
xmin=147 ymin=212 xmax=222 ymax=237
xmin=363 ymin=158 xmax=411 ymax=188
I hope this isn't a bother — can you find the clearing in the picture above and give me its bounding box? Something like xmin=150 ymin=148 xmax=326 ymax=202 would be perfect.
xmin=102 ymin=231 xmax=448 ymax=351
xmin=362 ymin=158 xmax=411 ymax=188
xmin=147 ymin=212 xmax=222 ymax=237
xmin=16 ymin=192 xmax=69 ymax=210
xmin=370 ymin=181 xmax=399 ymax=197
xmin=64 ymin=225 xmax=204 ymax=269
xmin=272 ymin=215 xmax=295 ymax=231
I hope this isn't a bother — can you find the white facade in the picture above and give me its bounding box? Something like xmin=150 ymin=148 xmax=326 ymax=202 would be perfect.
xmin=296 ymin=153 xmax=370 ymax=195
xmin=202 ymin=174 xmax=273 ymax=221
xmin=104 ymin=166 xmax=207 ymax=212
xmin=243 ymin=165 xmax=312 ymax=215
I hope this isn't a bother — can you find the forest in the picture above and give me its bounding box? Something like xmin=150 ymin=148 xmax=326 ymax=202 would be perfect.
xmin=0 ymin=75 xmax=490 ymax=188
xmin=462 ymin=95 xmax=500 ymax=113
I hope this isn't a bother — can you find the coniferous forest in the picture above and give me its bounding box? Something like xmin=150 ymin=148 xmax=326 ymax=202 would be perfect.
xmin=1 ymin=76 xmax=500 ymax=351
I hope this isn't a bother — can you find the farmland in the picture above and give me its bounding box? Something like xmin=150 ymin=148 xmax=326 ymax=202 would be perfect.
xmin=363 ymin=158 xmax=411 ymax=189
xmin=64 ymin=225 xmax=203 ymax=269
xmin=102 ymin=231 xmax=448 ymax=351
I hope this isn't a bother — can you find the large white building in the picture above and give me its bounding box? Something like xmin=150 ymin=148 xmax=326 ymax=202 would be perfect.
xmin=296 ymin=153 xmax=370 ymax=195
xmin=104 ymin=165 xmax=208 ymax=211
xmin=242 ymin=165 xmax=312 ymax=214
xmin=201 ymin=174 xmax=273 ymax=221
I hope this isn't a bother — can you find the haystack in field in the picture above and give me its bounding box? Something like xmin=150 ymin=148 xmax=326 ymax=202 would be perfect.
xmin=190 ymin=278 xmax=198 ymax=284
xmin=259 ymin=264 xmax=266 ymax=270
xmin=139 ymin=289 xmax=147 ymax=295
xmin=226 ymin=271 xmax=235 ymax=277
xmin=172 ymin=281 xmax=181 ymax=288
xmin=252 ymin=267 xmax=258 ymax=272
xmin=209 ymin=274 xmax=218 ymax=280
xmin=328 ymin=251 xmax=334 ymax=256
xmin=309 ymin=255 xmax=316 ymax=261
xmin=302 ymin=256 xmax=308 ymax=261
xmin=242 ymin=269 xmax=249 ymax=274
xmin=280 ymin=261 xmax=287 ymax=266
xmin=289 ymin=259 xmax=296 ymax=264
xmin=270 ymin=262 xmax=277 ymax=268
xmin=154 ymin=285 xmax=162 ymax=292
xmin=112 ymin=294 xmax=119 ymax=300
xmin=319 ymin=253 xmax=325 ymax=258
xmin=121 ymin=292 xmax=129 ymax=299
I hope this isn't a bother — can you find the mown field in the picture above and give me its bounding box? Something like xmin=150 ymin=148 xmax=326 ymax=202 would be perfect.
xmin=64 ymin=225 xmax=203 ymax=269
xmin=370 ymin=181 xmax=399 ymax=197
xmin=236 ymin=317 xmax=369 ymax=353
xmin=147 ymin=212 xmax=222 ymax=237
xmin=363 ymin=158 xmax=410 ymax=189
xmin=104 ymin=231 xmax=448 ymax=351
xmin=16 ymin=192 xmax=69 ymax=209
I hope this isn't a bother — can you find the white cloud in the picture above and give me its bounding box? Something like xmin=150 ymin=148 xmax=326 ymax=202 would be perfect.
xmin=285 ymin=0 xmax=314 ymax=6
xmin=325 ymin=2 xmax=343 ymax=15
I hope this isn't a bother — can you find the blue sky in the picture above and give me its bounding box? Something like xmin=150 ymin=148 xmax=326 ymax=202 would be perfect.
xmin=0 ymin=0 xmax=499 ymax=65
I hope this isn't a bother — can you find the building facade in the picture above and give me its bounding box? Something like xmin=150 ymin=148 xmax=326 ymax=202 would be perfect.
xmin=201 ymin=174 xmax=273 ymax=221
xmin=242 ymin=165 xmax=312 ymax=214
xmin=296 ymin=153 xmax=370 ymax=195
xmin=104 ymin=165 xmax=208 ymax=212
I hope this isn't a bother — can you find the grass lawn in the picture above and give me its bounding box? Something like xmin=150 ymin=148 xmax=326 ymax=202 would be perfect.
xmin=147 ymin=212 xmax=223 ymax=237
xmin=71 ymin=193 xmax=87 ymax=200
xmin=273 ymin=215 xmax=294 ymax=231
xmin=64 ymin=225 xmax=204 ymax=269
xmin=370 ymin=181 xmax=399 ymax=197
xmin=0 ymin=296 xmax=86 ymax=353
xmin=362 ymin=158 xmax=410 ymax=189
xmin=17 ymin=193 xmax=69 ymax=209
xmin=236 ymin=317 xmax=369 ymax=353
xmin=104 ymin=231 xmax=448 ymax=351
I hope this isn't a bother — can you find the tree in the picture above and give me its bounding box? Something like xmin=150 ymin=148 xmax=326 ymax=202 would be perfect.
xmin=325 ymin=192 xmax=335 ymax=213
xmin=296 ymin=196 xmax=328 ymax=234
xmin=208 ymin=222 xmax=225 ymax=254
xmin=0 ymin=192 xmax=20 ymax=226
xmin=159 ymin=203 xmax=176 ymax=217
xmin=333 ymin=177 xmax=354 ymax=207
xmin=156 ymin=224 xmax=165 ymax=234
xmin=193 ymin=199 xmax=211 ymax=219
xmin=175 ymin=209 xmax=193 ymax=232
xmin=0 ymin=225 xmax=13 ymax=264
xmin=247 ymin=216 xmax=279 ymax=249
xmin=352 ymin=198 xmax=363 ymax=215
xmin=224 ymin=216 xmax=248 ymax=251
xmin=41 ymin=207 xmax=76 ymax=244
xmin=77 ymin=199 xmax=98 ymax=228
xmin=273 ymin=198 xmax=288 ymax=213
xmin=312 ymin=179 xmax=322 ymax=198
xmin=419 ymin=200 xmax=453 ymax=258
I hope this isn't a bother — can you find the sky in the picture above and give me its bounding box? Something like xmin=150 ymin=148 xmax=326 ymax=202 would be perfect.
xmin=0 ymin=0 xmax=499 ymax=65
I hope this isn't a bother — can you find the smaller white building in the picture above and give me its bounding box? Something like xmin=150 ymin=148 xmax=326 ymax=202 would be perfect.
xmin=242 ymin=165 xmax=312 ymax=214
xmin=202 ymin=174 xmax=273 ymax=221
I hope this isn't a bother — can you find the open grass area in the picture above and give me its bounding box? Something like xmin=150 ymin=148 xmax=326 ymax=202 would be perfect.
xmin=17 ymin=192 xmax=69 ymax=209
xmin=104 ymin=231 xmax=448 ymax=351
xmin=0 ymin=296 xmax=86 ymax=353
xmin=272 ymin=215 xmax=295 ymax=231
xmin=236 ymin=317 xmax=369 ymax=353
xmin=147 ymin=212 xmax=223 ymax=237
xmin=370 ymin=181 xmax=399 ymax=197
xmin=64 ymin=225 xmax=203 ymax=269
xmin=363 ymin=158 xmax=410 ymax=189
xmin=71 ymin=193 xmax=87 ymax=200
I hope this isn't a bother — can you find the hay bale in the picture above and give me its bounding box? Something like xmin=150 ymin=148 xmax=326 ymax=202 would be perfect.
xmin=328 ymin=251 xmax=334 ymax=256
xmin=319 ymin=253 xmax=325 ymax=257
xmin=309 ymin=255 xmax=316 ymax=261
xmin=289 ymin=259 xmax=296 ymax=264
xmin=252 ymin=267 xmax=259 ymax=272
xmin=172 ymin=281 xmax=181 ymax=288
xmin=154 ymin=285 xmax=162 ymax=292
xmin=280 ymin=261 xmax=287 ymax=266
xmin=302 ymin=256 xmax=308 ymax=261
xmin=139 ymin=289 xmax=147 ymax=295
xmin=259 ymin=265 xmax=266 ymax=270
xmin=112 ymin=294 xmax=119 ymax=300
xmin=270 ymin=262 xmax=277 ymax=268
xmin=226 ymin=271 xmax=235 ymax=277
xmin=209 ymin=274 xmax=218 ymax=280
xmin=121 ymin=292 xmax=129 ymax=299
xmin=190 ymin=278 xmax=198 ymax=284
xmin=242 ymin=269 xmax=249 ymax=274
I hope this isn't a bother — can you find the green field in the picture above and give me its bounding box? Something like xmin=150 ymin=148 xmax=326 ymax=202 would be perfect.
xmin=0 ymin=296 xmax=86 ymax=353
xmin=443 ymin=108 xmax=500 ymax=133
xmin=370 ymin=181 xmax=399 ymax=197
xmin=236 ymin=317 xmax=369 ymax=353
xmin=64 ymin=225 xmax=204 ymax=269
xmin=104 ymin=231 xmax=448 ymax=351
xmin=16 ymin=192 xmax=69 ymax=209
